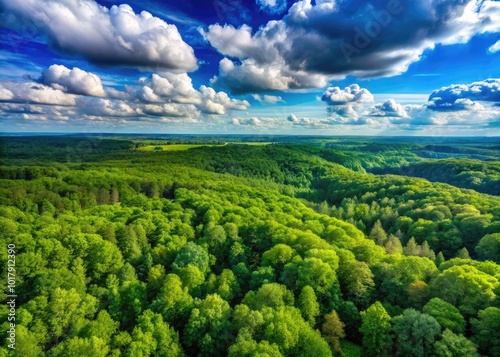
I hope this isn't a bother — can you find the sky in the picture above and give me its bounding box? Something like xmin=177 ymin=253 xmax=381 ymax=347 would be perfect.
xmin=0 ymin=0 xmax=500 ymax=135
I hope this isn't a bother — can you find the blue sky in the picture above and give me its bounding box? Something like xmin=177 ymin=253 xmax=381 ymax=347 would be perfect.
xmin=0 ymin=0 xmax=500 ymax=135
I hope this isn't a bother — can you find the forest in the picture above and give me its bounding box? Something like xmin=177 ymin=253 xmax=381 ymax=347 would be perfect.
xmin=0 ymin=135 xmax=499 ymax=357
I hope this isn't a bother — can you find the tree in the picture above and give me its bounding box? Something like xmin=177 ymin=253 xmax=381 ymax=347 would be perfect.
xmin=151 ymin=274 xmax=193 ymax=327
xmin=127 ymin=310 xmax=184 ymax=357
xmin=109 ymin=280 xmax=147 ymax=327
xmin=228 ymin=336 xmax=283 ymax=357
xmin=261 ymin=306 xmax=332 ymax=357
xmin=49 ymin=336 xmax=109 ymax=357
xmin=341 ymin=261 xmax=374 ymax=309
xmin=110 ymin=186 xmax=120 ymax=203
xmin=370 ymin=220 xmax=387 ymax=246
xmin=385 ymin=235 xmax=403 ymax=254
xmin=322 ymin=310 xmax=345 ymax=355
xmin=88 ymin=238 xmax=124 ymax=282
xmin=243 ymin=283 xmax=294 ymax=311
xmin=172 ymin=242 xmax=210 ymax=273
xmin=298 ymin=285 xmax=320 ymax=326
xmin=407 ymin=281 xmax=429 ymax=309
xmin=429 ymin=265 xmax=497 ymax=316
xmin=456 ymin=247 xmax=470 ymax=259
xmin=359 ymin=302 xmax=393 ymax=357
xmin=336 ymin=301 xmax=362 ymax=343
xmin=423 ymin=298 xmax=465 ymax=334
xmin=404 ymin=237 xmax=421 ymax=256
xmin=13 ymin=325 xmax=43 ymax=357
xmin=47 ymin=288 xmax=97 ymax=341
xmin=249 ymin=266 xmax=276 ymax=290
xmin=460 ymin=215 xmax=490 ymax=251
xmin=420 ymin=241 xmax=435 ymax=261
xmin=205 ymin=224 xmax=227 ymax=249
xmin=471 ymin=307 xmax=500 ymax=356
xmin=434 ymin=329 xmax=479 ymax=357
xmin=261 ymin=244 xmax=295 ymax=268
xmin=80 ymin=310 xmax=119 ymax=345
xmin=184 ymin=294 xmax=233 ymax=356
xmin=435 ymin=252 xmax=445 ymax=267
xmin=392 ymin=309 xmax=441 ymax=357
xmin=475 ymin=233 xmax=500 ymax=263
xmin=296 ymin=257 xmax=337 ymax=294
xmin=377 ymin=256 xmax=437 ymax=307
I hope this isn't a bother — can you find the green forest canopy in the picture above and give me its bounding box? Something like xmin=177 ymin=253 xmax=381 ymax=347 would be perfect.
xmin=0 ymin=136 xmax=499 ymax=356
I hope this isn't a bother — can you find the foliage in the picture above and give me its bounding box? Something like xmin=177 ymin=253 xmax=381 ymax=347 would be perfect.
xmin=1 ymin=136 xmax=500 ymax=356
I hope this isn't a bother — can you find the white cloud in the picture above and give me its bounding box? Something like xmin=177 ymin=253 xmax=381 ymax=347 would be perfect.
xmin=0 ymin=65 xmax=249 ymax=126
xmin=428 ymin=79 xmax=500 ymax=110
xmin=200 ymin=24 xmax=259 ymax=60
xmin=84 ymin=98 xmax=139 ymax=117
xmin=136 ymin=72 xmax=250 ymax=115
xmin=213 ymin=57 xmax=295 ymax=93
xmin=233 ymin=117 xmax=262 ymax=126
xmin=0 ymin=88 xmax=14 ymax=101
xmin=256 ymin=0 xmax=288 ymax=15
xmin=41 ymin=64 xmax=105 ymax=97
xmin=2 ymin=0 xmax=198 ymax=71
xmin=369 ymin=99 xmax=410 ymax=118
xmin=488 ymin=40 xmax=500 ymax=54
xmin=203 ymin=0 xmax=500 ymax=93
xmin=328 ymin=105 xmax=359 ymax=118
xmin=142 ymin=103 xmax=198 ymax=117
xmin=322 ymin=84 xmax=374 ymax=105
xmin=252 ymin=94 xmax=285 ymax=104
xmin=0 ymin=81 xmax=77 ymax=106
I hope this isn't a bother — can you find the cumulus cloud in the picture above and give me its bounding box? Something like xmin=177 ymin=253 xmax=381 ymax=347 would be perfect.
xmin=427 ymin=98 xmax=485 ymax=111
xmin=203 ymin=0 xmax=500 ymax=93
xmin=369 ymin=99 xmax=410 ymax=118
xmin=322 ymin=84 xmax=374 ymax=105
xmin=320 ymin=84 xmax=373 ymax=119
xmin=327 ymin=105 xmax=359 ymax=118
xmin=488 ymin=40 xmax=500 ymax=54
xmin=0 ymin=81 xmax=77 ymax=106
xmin=139 ymin=73 xmax=200 ymax=104
xmin=286 ymin=113 xmax=319 ymax=125
xmin=85 ymin=98 xmax=139 ymax=117
xmin=0 ymin=64 xmax=249 ymax=126
xmin=0 ymin=88 xmax=14 ymax=101
xmin=252 ymin=94 xmax=285 ymax=104
xmin=427 ymin=79 xmax=500 ymax=110
xmin=2 ymin=0 xmax=198 ymax=71
xmin=313 ymin=79 xmax=500 ymax=128
xmin=142 ymin=103 xmax=197 ymax=117
xmin=232 ymin=117 xmax=262 ymax=126
xmin=212 ymin=56 xmax=329 ymax=93
xmin=135 ymin=72 xmax=250 ymax=115
xmin=256 ymin=0 xmax=288 ymax=15
xmin=41 ymin=64 xmax=105 ymax=97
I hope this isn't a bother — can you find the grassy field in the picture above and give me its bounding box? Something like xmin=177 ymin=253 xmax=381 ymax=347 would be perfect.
xmin=136 ymin=142 xmax=273 ymax=151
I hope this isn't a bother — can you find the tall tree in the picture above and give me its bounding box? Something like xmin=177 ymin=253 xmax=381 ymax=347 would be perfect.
xmin=392 ymin=309 xmax=441 ymax=357
xmin=471 ymin=307 xmax=500 ymax=356
xmin=322 ymin=310 xmax=345 ymax=355
xmin=475 ymin=233 xmax=500 ymax=263
xmin=359 ymin=302 xmax=393 ymax=357
xmin=423 ymin=298 xmax=465 ymax=334
xmin=370 ymin=220 xmax=387 ymax=246
xmin=298 ymin=285 xmax=320 ymax=327
xmin=434 ymin=329 xmax=479 ymax=357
